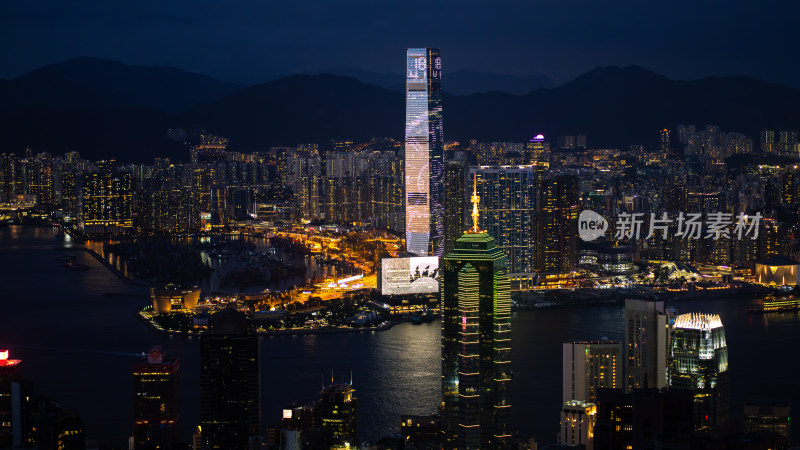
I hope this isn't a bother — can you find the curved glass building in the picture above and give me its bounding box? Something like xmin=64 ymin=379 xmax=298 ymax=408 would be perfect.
xmin=669 ymin=313 xmax=730 ymax=436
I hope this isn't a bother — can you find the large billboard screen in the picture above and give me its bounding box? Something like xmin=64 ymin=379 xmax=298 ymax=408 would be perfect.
xmin=380 ymin=256 xmax=440 ymax=295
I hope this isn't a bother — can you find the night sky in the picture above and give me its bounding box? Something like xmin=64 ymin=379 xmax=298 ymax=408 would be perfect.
xmin=1 ymin=0 xmax=798 ymax=87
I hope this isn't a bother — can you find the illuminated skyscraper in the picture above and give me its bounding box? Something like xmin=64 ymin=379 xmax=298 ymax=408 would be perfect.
xmin=537 ymin=175 xmax=578 ymax=273
xmin=317 ymin=382 xmax=358 ymax=448
xmin=670 ymin=313 xmax=730 ymax=436
xmin=442 ymin=178 xmax=511 ymax=449
xmin=133 ymin=347 xmax=180 ymax=449
xmin=405 ymin=47 xmax=444 ymax=256
xmin=471 ymin=165 xmax=538 ymax=274
xmin=443 ymin=159 xmax=467 ymax=255
xmin=80 ymin=162 xmax=133 ymax=234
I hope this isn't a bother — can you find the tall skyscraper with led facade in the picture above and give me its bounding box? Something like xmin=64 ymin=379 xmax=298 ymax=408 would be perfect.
xmin=442 ymin=178 xmax=511 ymax=449
xmin=405 ymin=48 xmax=444 ymax=256
xmin=670 ymin=313 xmax=730 ymax=436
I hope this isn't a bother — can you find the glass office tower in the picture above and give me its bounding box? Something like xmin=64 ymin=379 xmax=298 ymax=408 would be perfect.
xmin=405 ymin=48 xmax=444 ymax=256
xmin=670 ymin=313 xmax=730 ymax=436
xmin=200 ymin=309 xmax=260 ymax=449
xmin=471 ymin=165 xmax=538 ymax=273
xmin=441 ymin=186 xmax=512 ymax=449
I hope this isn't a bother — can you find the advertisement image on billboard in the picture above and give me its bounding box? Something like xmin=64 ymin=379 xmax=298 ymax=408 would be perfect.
xmin=380 ymin=256 xmax=439 ymax=295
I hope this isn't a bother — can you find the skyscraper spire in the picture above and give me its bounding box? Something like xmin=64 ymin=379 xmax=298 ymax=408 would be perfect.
xmin=469 ymin=172 xmax=482 ymax=233
xmin=442 ymin=206 xmax=512 ymax=448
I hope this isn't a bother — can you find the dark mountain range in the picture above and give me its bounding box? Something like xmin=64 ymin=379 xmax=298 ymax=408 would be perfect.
xmin=181 ymin=66 xmax=800 ymax=153
xmin=444 ymin=70 xmax=555 ymax=95
xmin=1 ymin=58 xmax=799 ymax=162
xmin=0 ymin=106 xmax=182 ymax=162
xmin=178 ymin=74 xmax=403 ymax=153
xmin=0 ymin=57 xmax=241 ymax=115
xmin=306 ymin=67 xmax=402 ymax=90
xmin=307 ymin=67 xmax=554 ymax=94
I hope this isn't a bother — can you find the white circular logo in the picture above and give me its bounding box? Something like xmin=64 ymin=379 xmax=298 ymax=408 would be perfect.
xmin=578 ymin=210 xmax=608 ymax=241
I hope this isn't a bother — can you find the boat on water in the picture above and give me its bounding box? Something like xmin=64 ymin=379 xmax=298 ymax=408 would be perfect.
xmin=65 ymin=262 xmax=90 ymax=270
xmin=749 ymin=294 xmax=800 ymax=313
xmin=411 ymin=312 xmax=436 ymax=324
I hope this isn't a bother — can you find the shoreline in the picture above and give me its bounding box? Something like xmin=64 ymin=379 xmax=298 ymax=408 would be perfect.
xmin=56 ymin=246 xmax=158 ymax=287
xmin=136 ymin=309 xmax=410 ymax=337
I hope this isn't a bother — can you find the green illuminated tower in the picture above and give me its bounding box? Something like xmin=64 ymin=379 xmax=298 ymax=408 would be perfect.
xmin=442 ymin=175 xmax=512 ymax=450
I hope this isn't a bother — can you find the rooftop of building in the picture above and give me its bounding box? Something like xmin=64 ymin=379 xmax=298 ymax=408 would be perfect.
xmin=674 ymin=312 xmax=724 ymax=330
xmin=209 ymin=307 xmax=251 ymax=335
xmin=0 ymin=350 xmax=21 ymax=368
xmin=151 ymin=284 xmax=201 ymax=296
xmin=757 ymin=255 xmax=800 ymax=266
xmin=319 ymin=382 xmax=355 ymax=395
xmin=133 ymin=346 xmax=179 ymax=370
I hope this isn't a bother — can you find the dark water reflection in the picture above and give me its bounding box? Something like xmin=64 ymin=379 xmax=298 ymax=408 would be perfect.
xmin=84 ymin=234 xmax=349 ymax=294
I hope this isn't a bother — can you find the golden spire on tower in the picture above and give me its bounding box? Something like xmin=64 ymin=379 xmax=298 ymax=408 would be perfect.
xmin=469 ymin=172 xmax=482 ymax=233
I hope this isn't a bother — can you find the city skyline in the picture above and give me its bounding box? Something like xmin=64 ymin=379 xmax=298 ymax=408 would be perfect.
xmin=1 ymin=12 xmax=800 ymax=447
xmin=3 ymin=121 xmax=800 ymax=447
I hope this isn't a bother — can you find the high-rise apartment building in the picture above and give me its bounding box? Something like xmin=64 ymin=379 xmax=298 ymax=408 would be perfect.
xmin=743 ymin=401 xmax=790 ymax=442
xmin=151 ymin=188 xmax=201 ymax=234
xmin=624 ymin=300 xmax=673 ymax=391
xmin=133 ymin=347 xmax=180 ymax=449
xmin=471 ymin=166 xmax=538 ymax=274
xmin=443 ymin=159 xmax=467 ymax=255
xmin=670 ymin=313 xmax=730 ymax=436
xmin=80 ymin=162 xmax=133 ymax=234
xmin=659 ymin=128 xmax=671 ymax=159
xmin=558 ymin=401 xmax=596 ymax=449
xmin=368 ymin=149 xmax=404 ymax=232
xmin=778 ymin=131 xmax=799 ymax=158
xmin=441 ymin=183 xmax=511 ymax=449
xmin=287 ymin=149 xmax=322 ymax=220
xmin=761 ymin=129 xmax=776 ymax=155
xmin=537 ymin=175 xmax=578 ymax=272
xmin=405 ymin=47 xmax=444 ymax=256
xmin=562 ymin=341 xmax=621 ymax=404
xmin=200 ymin=309 xmax=260 ymax=449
